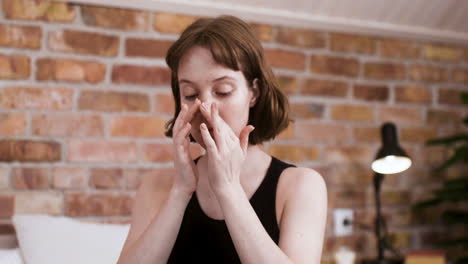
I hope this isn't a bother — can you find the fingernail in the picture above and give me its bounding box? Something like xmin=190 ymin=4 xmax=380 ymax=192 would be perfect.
xmin=201 ymin=123 xmax=207 ymax=129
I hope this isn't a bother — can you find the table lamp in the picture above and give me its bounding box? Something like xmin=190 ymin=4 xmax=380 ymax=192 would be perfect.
xmin=371 ymin=122 xmax=412 ymax=263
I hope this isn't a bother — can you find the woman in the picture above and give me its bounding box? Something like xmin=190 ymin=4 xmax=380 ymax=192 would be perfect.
xmin=117 ymin=15 xmax=327 ymax=264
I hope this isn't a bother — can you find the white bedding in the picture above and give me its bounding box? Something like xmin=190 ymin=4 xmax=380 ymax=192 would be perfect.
xmin=0 ymin=248 xmax=24 ymax=264
xmin=12 ymin=214 xmax=130 ymax=264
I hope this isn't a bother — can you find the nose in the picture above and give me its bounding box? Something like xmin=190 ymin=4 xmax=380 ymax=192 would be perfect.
xmin=198 ymin=92 xmax=213 ymax=105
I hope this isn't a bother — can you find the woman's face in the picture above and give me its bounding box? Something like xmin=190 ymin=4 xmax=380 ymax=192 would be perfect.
xmin=177 ymin=46 xmax=257 ymax=149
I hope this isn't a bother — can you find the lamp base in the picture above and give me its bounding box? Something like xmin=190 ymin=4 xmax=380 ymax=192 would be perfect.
xmin=361 ymin=257 xmax=404 ymax=264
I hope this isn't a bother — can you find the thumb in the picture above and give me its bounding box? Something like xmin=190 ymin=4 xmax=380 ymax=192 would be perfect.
xmin=240 ymin=125 xmax=255 ymax=154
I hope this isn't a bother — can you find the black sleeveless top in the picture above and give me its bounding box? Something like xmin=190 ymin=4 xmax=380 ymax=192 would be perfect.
xmin=167 ymin=156 xmax=296 ymax=263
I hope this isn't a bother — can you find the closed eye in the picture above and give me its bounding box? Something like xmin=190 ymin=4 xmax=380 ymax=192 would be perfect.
xmin=184 ymin=95 xmax=197 ymax=100
xmin=217 ymin=92 xmax=231 ymax=97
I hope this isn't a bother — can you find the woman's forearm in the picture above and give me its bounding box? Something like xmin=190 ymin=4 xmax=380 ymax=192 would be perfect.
xmin=217 ymin=184 xmax=294 ymax=264
xmin=117 ymin=188 xmax=192 ymax=264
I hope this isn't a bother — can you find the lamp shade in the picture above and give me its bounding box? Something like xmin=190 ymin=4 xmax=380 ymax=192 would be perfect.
xmin=371 ymin=122 xmax=412 ymax=174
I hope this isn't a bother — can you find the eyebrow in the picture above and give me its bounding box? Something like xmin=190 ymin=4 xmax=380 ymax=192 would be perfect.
xmin=178 ymin=75 xmax=236 ymax=85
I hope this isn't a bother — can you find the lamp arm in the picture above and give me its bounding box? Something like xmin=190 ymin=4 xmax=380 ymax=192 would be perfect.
xmin=374 ymin=172 xmax=385 ymax=261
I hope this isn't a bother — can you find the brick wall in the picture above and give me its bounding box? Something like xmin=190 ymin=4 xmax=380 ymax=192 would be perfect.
xmin=0 ymin=0 xmax=467 ymax=261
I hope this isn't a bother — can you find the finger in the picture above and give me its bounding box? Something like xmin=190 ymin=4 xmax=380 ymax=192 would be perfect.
xmin=200 ymin=102 xmax=222 ymax=147
xmin=211 ymin=102 xmax=233 ymax=147
xmin=239 ymin=125 xmax=255 ymax=154
xmin=183 ymin=98 xmax=201 ymax=124
xmin=175 ymin=122 xmax=192 ymax=149
xmin=174 ymin=103 xmax=188 ymax=132
xmin=199 ymin=101 xmax=214 ymax=128
xmin=200 ymin=122 xmax=218 ymax=155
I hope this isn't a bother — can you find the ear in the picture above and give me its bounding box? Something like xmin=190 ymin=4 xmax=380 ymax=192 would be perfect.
xmin=249 ymin=78 xmax=260 ymax=108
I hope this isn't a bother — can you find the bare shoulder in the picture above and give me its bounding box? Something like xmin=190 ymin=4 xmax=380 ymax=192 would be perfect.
xmin=282 ymin=167 xmax=327 ymax=201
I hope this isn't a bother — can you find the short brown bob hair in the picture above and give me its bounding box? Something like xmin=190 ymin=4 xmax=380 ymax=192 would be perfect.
xmin=164 ymin=15 xmax=291 ymax=145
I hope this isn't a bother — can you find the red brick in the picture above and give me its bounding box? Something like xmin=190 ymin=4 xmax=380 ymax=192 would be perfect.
xmin=452 ymin=68 xmax=468 ymax=84
xmin=323 ymin=145 xmax=374 ymax=165
xmin=328 ymin=188 xmax=366 ymax=208
xmin=125 ymin=38 xmax=172 ymax=58
xmin=125 ymin=167 xmax=175 ymax=190
xmin=276 ymin=124 xmax=295 ymax=140
xmin=3 ymin=0 xmax=75 ymax=22
xmin=0 ymin=168 xmax=9 ymax=189
xmin=0 ymin=86 xmax=73 ymax=110
xmin=330 ymin=165 xmax=374 ymax=185
xmin=32 ymin=113 xmax=104 ymax=137
xmin=353 ymin=84 xmax=389 ymax=102
xmin=290 ymin=103 xmax=324 ymax=119
xmin=379 ymin=39 xmax=420 ymax=59
xmin=0 ymin=54 xmax=30 ymax=79
xmin=364 ymin=62 xmax=405 ymax=80
xmin=36 ymin=58 xmax=105 ymax=83
xmin=48 ymin=30 xmax=119 ymax=57
xmin=331 ymin=104 xmax=374 ymax=122
xmin=389 ymin=231 xmax=411 ymax=249
xmin=422 ymin=44 xmax=462 ymax=62
xmin=154 ymin=12 xmax=199 ymax=34
xmin=268 ymin=144 xmax=319 ymax=162
xmin=79 ymin=90 xmax=150 ymax=112
xmin=141 ymin=143 xmax=174 ymax=162
xmin=277 ymin=75 xmax=298 ymax=95
xmin=249 ymin=23 xmax=273 ymax=42
xmin=381 ymin=190 xmax=411 ymax=206
xmin=264 ymin=49 xmax=306 ymax=71
xmin=65 ymin=192 xmax=133 ymax=216
xmin=0 ymin=24 xmax=41 ymax=49
xmin=13 ymin=167 xmax=49 ymax=190
xmin=395 ymin=85 xmax=432 ymax=104
xmin=426 ymin=109 xmax=461 ymax=126
xmin=81 ymin=6 xmax=149 ymax=31
xmin=0 ymin=195 xmax=14 ymax=217
xmin=0 ymin=139 xmax=61 ymax=162
xmin=0 ymin=112 xmax=26 ymax=135
xmin=408 ymin=64 xmax=449 ymax=82
xmin=67 ymin=140 xmax=137 ymax=163
xmin=154 ymin=93 xmax=175 ymax=115
xmin=330 ymin=33 xmax=377 ymax=54
xmin=400 ymin=127 xmax=437 ymax=143
xmin=301 ymin=79 xmax=348 ymax=97
xmin=438 ymin=88 xmax=465 ymax=106
xmin=352 ymin=126 xmax=380 ymax=143
xmin=112 ymin=64 xmax=170 ymax=86
xmin=296 ymin=122 xmax=349 ymax=143
xmin=110 ymin=116 xmax=166 ymax=138
xmin=379 ymin=106 xmax=423 ymax=125
xmin=415 ymin=146 xmax=450 ymax=167
xmin=52 ymin=167 xmax=88 ymax=189
xmin=91 ymin=168 xmax=125 ymax=189
xmin=310 ymin=55 xmax=359 ymax=77
xmin=276 ymin=27 xmax=326 ymax=48
xmin=14 ymin=192 xmax=63 ymax=215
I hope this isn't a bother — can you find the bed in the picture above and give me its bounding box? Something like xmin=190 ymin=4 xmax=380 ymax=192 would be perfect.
xmin=0 ymin=215 xmax=130 ymax=264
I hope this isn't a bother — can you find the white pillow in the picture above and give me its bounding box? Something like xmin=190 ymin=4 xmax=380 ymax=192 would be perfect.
xmin=0 ymin=248 xmax=24 ymax=264
xmin=12 ymin=214 xmax=130 ymax=264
